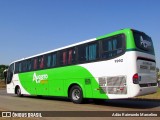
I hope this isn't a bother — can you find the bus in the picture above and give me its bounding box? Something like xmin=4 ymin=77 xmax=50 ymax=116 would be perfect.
xmin=6 ymin=28 xmax=158 ymax=104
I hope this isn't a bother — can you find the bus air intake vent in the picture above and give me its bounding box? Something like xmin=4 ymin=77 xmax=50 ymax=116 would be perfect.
xmin=98 ymin=76 xmax=127 ymax=94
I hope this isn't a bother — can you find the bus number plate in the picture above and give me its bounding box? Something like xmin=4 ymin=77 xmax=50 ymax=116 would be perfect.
xmin=115 ymin=59 xmax=123 ymax=63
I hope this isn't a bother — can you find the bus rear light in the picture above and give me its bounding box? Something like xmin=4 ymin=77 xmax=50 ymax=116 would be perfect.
xmin=133 ymin=73 xmax=139 ymax=84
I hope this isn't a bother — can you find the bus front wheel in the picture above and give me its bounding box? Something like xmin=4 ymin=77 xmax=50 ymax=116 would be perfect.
xmin=69 ymin=85 xmax=83 ymax=104
xmin=16 ymin=87 xmax=23 ymax=97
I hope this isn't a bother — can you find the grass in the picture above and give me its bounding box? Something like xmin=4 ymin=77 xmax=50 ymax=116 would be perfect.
xmin=136 ymin=88 xmax=160 ymax=100
xmin=0 ymin=80 xmax=5 ymax=89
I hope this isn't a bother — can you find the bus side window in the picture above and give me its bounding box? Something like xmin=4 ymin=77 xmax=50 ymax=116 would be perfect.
xmin=33 ymin=58 xmax=37 ymax=70
xmin=78 ymin=42 xmax=98 ymax=63
xmin=68 ymin=48 xmax=76 ymax=64
xmin=102 ymin=39 xmax=114 ymax=58
xmin=22 ymin=60 xmax=27 ymax=72
xmin=101 ymin=35 xmax=124 ymax=59
xmin=59 ymin=48 xmax=76 ymax=66
xmin=52 ymin=53 xmax=57 ymax=67
xmin=86 ymin=43 xmax=98 ymax=61
xmin=46 ymin=53 xmax=57 ymax=68
xmin=29 ymin=59 xmax=33 ymax=71
xmin=63 ymin=51 xmax=67 ymax=65
xmin=68 ymin=49 xmax=72 ymax=64
xmin=46 ymin=54 xmax=52 ymax=68
xmin=26 ymin=59 xmax=32 ymax=71
xmin=59 ymin=51 xmax=67 ymax=66
xmin=78 ymin=45 xmax=86 ymax=62
xmin=18 ymin=62 xmax=22 ymax=72
xmin=39 ymin=56 xmax=44 ymax=69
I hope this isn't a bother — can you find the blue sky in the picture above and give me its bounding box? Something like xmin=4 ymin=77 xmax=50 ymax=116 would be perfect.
xmin=0 ymin=0 xmax=160 ymax=68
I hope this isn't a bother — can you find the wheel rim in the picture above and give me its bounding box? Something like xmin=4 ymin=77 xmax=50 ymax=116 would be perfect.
xmin=72 ymin=89 xmax=80 ymax=100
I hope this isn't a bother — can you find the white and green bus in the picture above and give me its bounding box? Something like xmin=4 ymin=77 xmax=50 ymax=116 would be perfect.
xmin=6 ymin=28 xmax=158 ymax=103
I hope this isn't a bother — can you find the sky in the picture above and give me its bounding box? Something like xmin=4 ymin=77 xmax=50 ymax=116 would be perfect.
xmin=0 ymin=0 xmax=160 ymax=68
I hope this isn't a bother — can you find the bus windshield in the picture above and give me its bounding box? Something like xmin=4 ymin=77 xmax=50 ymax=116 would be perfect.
xmin=133 ymin=30 xmax=155 ymax=55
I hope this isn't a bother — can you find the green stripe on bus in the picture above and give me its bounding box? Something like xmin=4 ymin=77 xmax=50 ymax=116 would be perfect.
xmin=18 ymin=65 xmax=109 ymax=99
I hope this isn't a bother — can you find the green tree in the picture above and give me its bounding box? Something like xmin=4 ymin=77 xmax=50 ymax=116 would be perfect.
xmin=157 ymin=68 xmax=160 ymax=80
xmin=158 ymin=72 xmax=160 ymax=81
xmin=156 ymin=68 xmax=160 ymax=87
xmin=0 ymin=65 xmax=8 ymax=80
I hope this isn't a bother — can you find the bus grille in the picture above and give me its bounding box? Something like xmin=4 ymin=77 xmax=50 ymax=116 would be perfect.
xmin=98 ymin=76 xmax=127 ymax=94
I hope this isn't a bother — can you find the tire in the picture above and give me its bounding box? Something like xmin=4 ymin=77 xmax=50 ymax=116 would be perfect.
xmin=69 ymin=85 xmax=83 ymax=104
xmin=16 ymin=87 xmax=23 ymax=97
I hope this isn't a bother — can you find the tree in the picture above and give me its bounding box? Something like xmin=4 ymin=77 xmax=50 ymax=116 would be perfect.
xmin=158 ymin=71 xmax=160 ymax=81
xmin=0 ymin=65 xmax=8 ymax=80
xmin=156 ymin=68 xmax=160 ymax=87
xmin=157 ymin=68 xmax=160 ymax=80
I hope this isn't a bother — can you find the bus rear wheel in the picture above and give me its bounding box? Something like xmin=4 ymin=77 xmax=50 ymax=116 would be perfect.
xmin=69 ymin=85 xmax=83 ymax=104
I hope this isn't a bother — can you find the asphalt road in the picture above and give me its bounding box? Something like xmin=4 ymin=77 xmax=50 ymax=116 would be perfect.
xmin=0 ymin=89 xmax=160 ymax=120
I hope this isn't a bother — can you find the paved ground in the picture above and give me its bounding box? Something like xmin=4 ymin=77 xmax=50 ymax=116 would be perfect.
xmin=0 ymin=89 xmax=159 ymax=120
